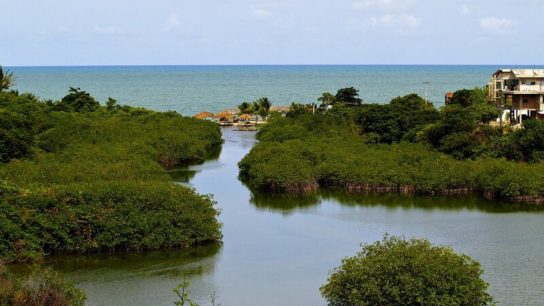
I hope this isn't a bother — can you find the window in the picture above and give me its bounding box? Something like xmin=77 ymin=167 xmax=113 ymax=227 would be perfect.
xmin=523 ymin=99 xmax=529 ymax=103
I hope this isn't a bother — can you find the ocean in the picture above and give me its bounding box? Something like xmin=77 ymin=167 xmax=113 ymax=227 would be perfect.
xmin=7 ymin=65 xmax=543 ymax=116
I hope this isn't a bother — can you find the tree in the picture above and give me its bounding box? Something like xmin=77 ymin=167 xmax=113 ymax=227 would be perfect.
xmin=390 ymin=93 xmax=433 ymax=110
xmin=106 ymin=97 xmax=120 ymax=111
xmin=449 ymin=87 xmax=488 ymax=107
xmin=335 ymin=87 xmax=362 ymax=106
xmin=0 ymin=111 xmax=32 ymax=162
xmin=318 ymin=92 xmax=336 ymax=108
xmin=321 ymin=236 xmax=493 ymax=306
xmin=256 ymin=97 xmax=272 ymax=119
xmin=56 ymin=87 xmax=100 ymax=112
xmin=502 ymin=119 xmax=544 ymax=162
xmin=354 ymin=94 xmax=440 ymax=144
xmin=0 ymin=66 xmax=15 ymax=92
xmin=286 ymin=102 xmax=313 ymax=118
xmin=237 ymin=101 xmax=254 ymax=115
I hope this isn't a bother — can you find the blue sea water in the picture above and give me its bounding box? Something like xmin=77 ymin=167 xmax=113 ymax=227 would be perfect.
xmin=7 ymin=65 xmax=544 ymax=116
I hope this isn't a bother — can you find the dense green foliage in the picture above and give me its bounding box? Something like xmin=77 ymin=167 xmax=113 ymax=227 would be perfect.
xmin=320 ymin=236 xmax=493 ymax=306
xmin=334 ymin=87 xmax=363 ymax=106
xmin=0 ymin=264 xmax=86 ymax=306
xmin=239 ymin=90 xmax=544 ymax=203
xmin=0 ymin=88 xmax=223 ymax=263
xmin=0 ymin=66 xmax=15 ymax=92
xmin=315 ymin=87 xmax=363 ymax=108
xmin=54 ymin=87 xmax=100 ymax=112
xmin=417 ymin=87 xmax=501 ymax=159
xmin=237 ymin=97 xmax=272 ymax=119
xmin=355 ymin=94 xmax=439 ymax=143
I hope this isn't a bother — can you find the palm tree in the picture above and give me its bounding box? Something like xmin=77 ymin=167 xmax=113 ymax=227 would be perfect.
xmin=237 ymin=101 xmax=253 ymax=114
xmin=256 ymin=97 xmax=272 ymax=120
xmin=0 ymin=66 xmax=15 ymax=92
xmin=317 ymin=92 xmax=335 ymax=109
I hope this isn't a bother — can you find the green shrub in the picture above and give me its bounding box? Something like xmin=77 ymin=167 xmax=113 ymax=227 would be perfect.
xmin=0 ymin=88 xmax=223 ymax=263
xmin=320 ymin=236 xmax=493 ymax=306
xmin=0 ymin=264 xmax=86 ymax=306
xmin=239 ymin=95 xmax=544 ymax=202
xmin=1 ymin=181 xmax=222 ymax=262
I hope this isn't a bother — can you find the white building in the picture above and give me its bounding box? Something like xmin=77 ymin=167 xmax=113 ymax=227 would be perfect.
xmin=489 ymin=69 xmax=544 ymax=123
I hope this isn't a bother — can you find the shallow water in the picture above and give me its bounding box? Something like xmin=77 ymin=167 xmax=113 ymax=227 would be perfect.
xmin=46 ymin=128 xmax=544 ymax=306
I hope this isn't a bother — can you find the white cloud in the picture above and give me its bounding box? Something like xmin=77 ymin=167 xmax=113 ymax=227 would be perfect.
xmin=94 ymin=26 xmax=124 ymax=35
xmin=370 ymin=14 xmax=421 ymax=29
xmin=353 ymin=0 xmax=413 ymax=11
xmin=251 ymin=7 xmax=273 ymax=18
xmin=480 ymin=17 xmax=514 ymax=33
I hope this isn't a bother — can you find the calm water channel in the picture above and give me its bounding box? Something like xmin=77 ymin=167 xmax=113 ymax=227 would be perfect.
xmin=48 ymin=128 xmax=544 ymax=306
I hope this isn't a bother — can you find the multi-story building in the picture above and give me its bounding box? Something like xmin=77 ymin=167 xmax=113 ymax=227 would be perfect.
xmin=489 ymin=69 xmax=544 ymax=123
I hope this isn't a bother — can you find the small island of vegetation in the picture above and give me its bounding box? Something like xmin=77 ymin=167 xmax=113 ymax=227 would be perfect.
xmin=321 ymin=235 xmax=493 ymax=306
xmin=239 ymin=86 xmax=544 ymax=204
xmin=0 ymin=67 xmax=223 ymax=264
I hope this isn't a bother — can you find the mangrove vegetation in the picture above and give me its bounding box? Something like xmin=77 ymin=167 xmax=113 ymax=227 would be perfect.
xmin=239 ymin=87 xmax=544 ymax=204
xmin=321 ymin=236 xmax=493 ymax=306
xmin=0 ymin=79 xmax=223 ymax=263
xmin=0 ymin=264 xmax=86 ymax=306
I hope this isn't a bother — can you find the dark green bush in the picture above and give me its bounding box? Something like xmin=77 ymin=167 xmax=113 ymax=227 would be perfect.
xmin=1 ymin=181 xmax=221 ymax=262
xmin=239 ymin=99 xmax=544 ymax=202
xmin=320 ymin=236 xmax=493 ymax=306
xmin=0 ymin=88 xmax=223 ymax=263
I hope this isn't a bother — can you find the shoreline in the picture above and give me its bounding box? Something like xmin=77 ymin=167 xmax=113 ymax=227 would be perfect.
xmin=245 ymin=181 xmax=544 ymax=205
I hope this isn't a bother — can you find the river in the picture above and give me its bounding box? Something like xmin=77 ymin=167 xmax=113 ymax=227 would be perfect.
xmin=49 ymin=128 xmax=544 ymax=306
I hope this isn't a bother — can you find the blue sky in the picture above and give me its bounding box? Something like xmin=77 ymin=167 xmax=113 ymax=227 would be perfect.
xmin=2 ymin=0 xmax=543 ymax=65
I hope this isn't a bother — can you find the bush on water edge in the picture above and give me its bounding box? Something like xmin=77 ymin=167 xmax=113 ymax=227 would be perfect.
xmin=240 ymin=136 xmax=544 ymax=201
xmin=239 ymin=95 xmax=544 ymax=204
xmin=0 ymin=88 xmax=223 ymax=263
xmin=0 ymin=264 xmax=86 ymax=306
xmin=321 ymin=236 xmax=493 ymax=306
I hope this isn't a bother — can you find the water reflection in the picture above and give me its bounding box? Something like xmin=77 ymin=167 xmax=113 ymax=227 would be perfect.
xmin=248 ymin=188 xmax=544 ymax=214
xmin=46 ymin=244 xmax=221 ymax=306
xmin=249 ymin=192 xmax=322 ymax=214
xmin=48 ymin=243 xmax=221 ymax=280
xmin=167 ymin=168 xmax=198 ymax=182
xmin=167 ymin=144 xmax=223 ymax=182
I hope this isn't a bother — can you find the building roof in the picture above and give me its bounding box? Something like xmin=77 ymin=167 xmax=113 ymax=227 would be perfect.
xmin=494 ymin=69 xmax=544 ymax=78
xmin=239 ymin=113 xmax=252 ymax=120
xmin=194 ymin=111 xmax=214 ymax=119
xmin=270 ymin=105 xmax=290 ymax=112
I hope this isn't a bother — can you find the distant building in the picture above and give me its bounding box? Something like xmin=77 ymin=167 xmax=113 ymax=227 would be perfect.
xmin=445 ymin=92 xmax=454 ymax=104
xmin=489 ymin=69 xmax=544 ymax=123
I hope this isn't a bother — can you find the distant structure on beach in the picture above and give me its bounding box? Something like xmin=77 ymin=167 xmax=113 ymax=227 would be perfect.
xmin=193 ymin=105 xmax=290 ymax=129
xmin=488 ymin=69 xmax=544 ymax=123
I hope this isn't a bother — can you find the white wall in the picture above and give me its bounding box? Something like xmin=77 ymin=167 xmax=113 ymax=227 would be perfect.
xmin=520 ymin=79 xmax=544 ymax=92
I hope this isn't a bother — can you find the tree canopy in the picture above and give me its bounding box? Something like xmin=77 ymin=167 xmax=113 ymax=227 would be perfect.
xmin=318 ymin=92 xmax=336 ymax=108
xmin=320 ymin=236 xmax=493 ymax=306
xmin=0 ymin=66 xmax=15 ymax=92
xmin=0 ymin=86 xmax=223 ymax=263
xmin=335 ymin=87 xmax=362 ymax=106
xmin=238 ymin=97 xmax=273 ymax=119
xmin=55 ymin=87 xmax=101 ymax=112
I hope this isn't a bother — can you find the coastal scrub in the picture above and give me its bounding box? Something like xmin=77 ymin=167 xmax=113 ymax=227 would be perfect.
xmin=239 ymin=93 xmax=544 ymax=204
xmin=321 ymin=236 xmax=493 ymax=306
xmin=0 ymin=88 xmax=223 ymax=263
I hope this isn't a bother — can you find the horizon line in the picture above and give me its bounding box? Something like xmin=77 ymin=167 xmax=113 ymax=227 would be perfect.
xmin=5 ymin=63 xmax=544 ymax=68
